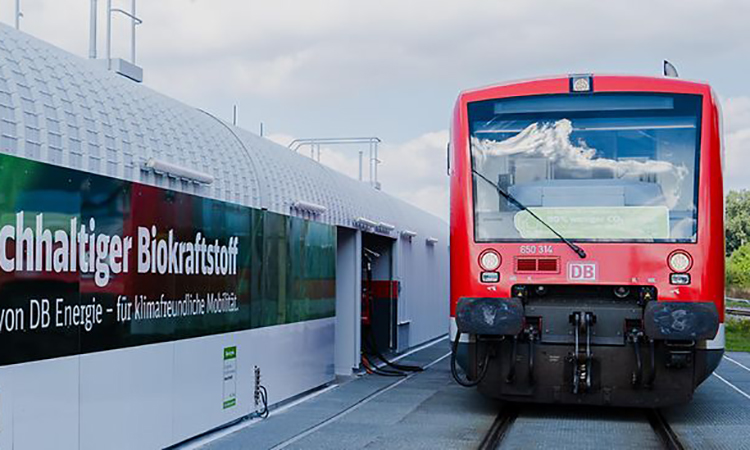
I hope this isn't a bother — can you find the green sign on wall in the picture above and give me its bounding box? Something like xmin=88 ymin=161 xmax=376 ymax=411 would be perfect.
xmin=223 ymin=346 xmax=237 ymax=409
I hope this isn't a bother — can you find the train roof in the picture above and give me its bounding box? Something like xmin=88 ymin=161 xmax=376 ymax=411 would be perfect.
xmin=458 ymin=74 xmax=713 ymax=103
xmin=0 ymin=23 xmax=446 ymax=241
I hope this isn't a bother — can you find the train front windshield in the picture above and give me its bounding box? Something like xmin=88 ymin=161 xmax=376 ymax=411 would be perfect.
xmin=469 ymin=93 xmax=702 ymax=243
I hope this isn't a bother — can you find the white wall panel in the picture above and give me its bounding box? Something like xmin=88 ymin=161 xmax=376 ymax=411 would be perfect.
xmin=171 ymin=333 xmax=252 ymax=444
xmin=79 ymin=344 xmax=174 ymax=450
xmin=11 ymin=357 xmax=79 ymax=450
xmin=335 ymin=228 xmax=361 ymax=376
xmin=0 ymin=366 xmax=14 ymax=449
xmin=243 ymin=318 xmax=335 ymax=406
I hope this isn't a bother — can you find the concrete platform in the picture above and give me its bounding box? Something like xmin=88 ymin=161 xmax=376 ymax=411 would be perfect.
xmin=191 ymin=346 xmax=750 ymax=450
xmin=663 ymin=352 xmax=750 ymax=450
xmin=196 ymin=337 xmax=499 ymax=450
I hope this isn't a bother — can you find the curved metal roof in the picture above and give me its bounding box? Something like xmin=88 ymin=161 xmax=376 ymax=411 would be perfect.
xmin=0 ymin=23 xmax=446 ymax=242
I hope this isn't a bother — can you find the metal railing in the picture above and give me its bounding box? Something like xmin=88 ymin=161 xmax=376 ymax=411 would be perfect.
xmin=101 ymin=0 xmax=143 ymax=67
xmin=288 ymin=137 xmax=382 ymax=188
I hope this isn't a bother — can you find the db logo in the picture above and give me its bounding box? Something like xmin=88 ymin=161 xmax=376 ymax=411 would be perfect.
xmin=568 ymin=262 xmax=597 ymax=281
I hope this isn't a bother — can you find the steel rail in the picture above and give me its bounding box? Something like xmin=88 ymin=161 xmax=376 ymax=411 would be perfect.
xmin=646 ymin=409 xmax=686 ymax=450
xmin=477 ymin=405 xmax=519 ymax=450
xmin=726 ymin=297 xmax=750 ymax=305
xmin=727 ymin=308 xmax=750 ymax=317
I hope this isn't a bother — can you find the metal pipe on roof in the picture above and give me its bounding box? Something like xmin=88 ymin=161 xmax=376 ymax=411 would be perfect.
xmin=369 ymin=140 xmax=373 ymax=184
xmin=105 ymin=0 xmax=112 ymax=69
xmin=14 ymin=0 xmax=21 ymax=29
xmin=287 ymin=137 xmax=382 ymax=186
xmin=374 ymin=140 xmax=379 ymax=188
xmin=131 ymin=0 xmax=136 ymax=64
xmin=359 ymin=150 xmax=365 ymax=181
xmin=89 ymin=0 xmax=97 ymax=59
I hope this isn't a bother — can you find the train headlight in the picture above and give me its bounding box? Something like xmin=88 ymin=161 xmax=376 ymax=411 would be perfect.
xmin=668 ymin=251 xmax=692 ymax=273
xmin=479 ymin=250 xmax=501 ymax=271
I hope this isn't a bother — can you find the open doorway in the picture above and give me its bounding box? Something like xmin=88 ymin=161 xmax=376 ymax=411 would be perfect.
xmin=361 ymin=232 xmax=396 ymax=357
xmin=360 ymin=232 xmax=426 ymax=377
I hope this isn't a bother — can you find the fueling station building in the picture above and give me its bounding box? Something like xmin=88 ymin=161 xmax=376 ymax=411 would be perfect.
xmin=0 ymin=23 xmax=448 ymax=450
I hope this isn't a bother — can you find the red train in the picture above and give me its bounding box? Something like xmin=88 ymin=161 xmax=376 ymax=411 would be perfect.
xmin=449 ymin=74 xmax=724 ymax=407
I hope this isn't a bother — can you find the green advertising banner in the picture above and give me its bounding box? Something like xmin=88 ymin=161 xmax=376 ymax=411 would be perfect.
xmin=0 ymin=152 xmax=336 ymax=366
xmin=513 ymin=206 xmax=670 ymax=240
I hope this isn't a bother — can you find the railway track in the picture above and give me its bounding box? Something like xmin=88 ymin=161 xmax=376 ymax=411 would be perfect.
xmin=476 ymin=404 xmax=518 ymax=450
xmin=478 ymin=405 xmax=686 ymax=450
xmin=726 ymin=296 xmax=750 ymax=318
xmin=646 ymin=409 xmax=686 ymax=450
xmin=727 ymin=307 xmax=750 ymax=318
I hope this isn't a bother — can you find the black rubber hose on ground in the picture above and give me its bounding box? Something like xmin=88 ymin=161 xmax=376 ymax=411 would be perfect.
xmin=364 ymin=332 xmax=423 ymax=372
xmin=361 ymin=328 xmax=409 ymax=376
xmin=450 ymin=331 xmax=490 ymax=387
xmin=361 ymin=354 xmax=406 ymax=377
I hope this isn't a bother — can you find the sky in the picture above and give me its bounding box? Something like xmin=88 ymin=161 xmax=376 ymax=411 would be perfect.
xmin=2 ymin=0 xmax=749 ymax=221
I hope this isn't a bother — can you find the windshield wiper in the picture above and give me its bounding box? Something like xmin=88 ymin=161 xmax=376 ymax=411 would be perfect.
xmin=472 ymin=169 xmax=587 ymax=259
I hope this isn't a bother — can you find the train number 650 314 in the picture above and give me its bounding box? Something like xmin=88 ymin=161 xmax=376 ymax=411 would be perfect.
xmin=519 ymin=245 xmax=554 ymax=254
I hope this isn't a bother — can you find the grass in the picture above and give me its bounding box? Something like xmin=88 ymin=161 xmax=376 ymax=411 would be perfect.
xmin=726 ymin=318 xmax=750 ymax=352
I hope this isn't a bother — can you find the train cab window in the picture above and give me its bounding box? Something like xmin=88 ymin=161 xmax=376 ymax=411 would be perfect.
xmin=468 ymin=93 xmax=701 ymax=243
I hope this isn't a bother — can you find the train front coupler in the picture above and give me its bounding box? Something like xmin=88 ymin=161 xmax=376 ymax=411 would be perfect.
xmin=568 ymin=311 xmax=595 ymax=394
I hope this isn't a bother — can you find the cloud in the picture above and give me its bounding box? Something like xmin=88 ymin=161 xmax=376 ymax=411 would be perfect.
xmin=270 ymin=130 xmax=450 ymax=220
xmin=472 ymin=119 xmax=689 ymax=207
xmin=9 ymin=1 xmax=750 ymax=104
xmin=378 ymin=130 xmax=450 ymax=219
xmin=3 ymin=0 xmax=750 ymax=215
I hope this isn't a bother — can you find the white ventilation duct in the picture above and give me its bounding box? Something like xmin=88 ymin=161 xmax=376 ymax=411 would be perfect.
xmin=355 ymin=217 xmax=378 ymax=229
xmin=291 ymin=201 xmax=328 ymax=215
xmin=144 ymin=158 xmax=214 ymax=184
xmin=400 ymin=230 xmax=417 ymax=239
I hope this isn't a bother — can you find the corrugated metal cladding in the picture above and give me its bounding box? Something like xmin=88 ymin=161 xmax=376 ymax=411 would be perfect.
xmin=0 ymin=23 xmax=446 ymax=240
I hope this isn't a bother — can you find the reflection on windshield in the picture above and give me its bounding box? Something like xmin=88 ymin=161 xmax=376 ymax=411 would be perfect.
xmin=468 ymin=94 xmax=701 ymax=243
xmin=472 ymin=119 xmax=689 ymax=209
